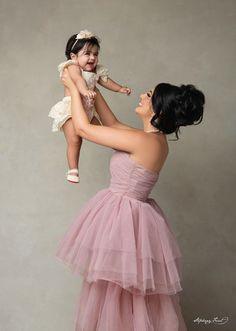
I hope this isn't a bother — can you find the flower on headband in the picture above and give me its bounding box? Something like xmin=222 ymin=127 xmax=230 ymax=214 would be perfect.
xmin=76 ymin=30 xmax=96 ymax=40
xmin=71 ymin=30 xmax=101 ymax=51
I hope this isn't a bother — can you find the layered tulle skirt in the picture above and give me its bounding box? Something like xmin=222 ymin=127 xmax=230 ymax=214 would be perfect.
xmin=56 ymin=188 xmax=187 ymax=330
xmin=74 ymin=280 xmax=187 ymax=331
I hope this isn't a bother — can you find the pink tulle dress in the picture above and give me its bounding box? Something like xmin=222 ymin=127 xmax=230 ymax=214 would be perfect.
xmin=56 ymin=150 xmax=188 ymax=331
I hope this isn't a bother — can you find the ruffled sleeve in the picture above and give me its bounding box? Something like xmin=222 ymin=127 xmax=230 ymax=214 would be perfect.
xmin=96 ymin=64 xmax=109 ymax=82
xmin=58 ymin=60 xmax=77 ymax=78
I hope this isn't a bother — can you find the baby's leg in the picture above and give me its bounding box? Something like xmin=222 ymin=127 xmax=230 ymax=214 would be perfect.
xmin=63 ymin=119 xmax=82 ymax=181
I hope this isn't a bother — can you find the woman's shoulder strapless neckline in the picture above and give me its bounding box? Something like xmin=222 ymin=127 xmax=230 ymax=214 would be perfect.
xmin=109 ymin=150 xmax=159 ymax=201
xmin=124 ymin=152 xmax=159 ymax=177
xmin=115 ymin=150 xmax=159 ymax=177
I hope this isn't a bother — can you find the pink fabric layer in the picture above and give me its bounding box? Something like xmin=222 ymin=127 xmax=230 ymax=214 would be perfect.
xmin=74 ymin=279 xmax=187 ymax=331
xmin=56 ymin=151 xmax=183 ymax=295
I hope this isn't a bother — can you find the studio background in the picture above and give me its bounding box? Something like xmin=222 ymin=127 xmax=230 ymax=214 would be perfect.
xmin=0 ymin=0 xmax=235 ymax=330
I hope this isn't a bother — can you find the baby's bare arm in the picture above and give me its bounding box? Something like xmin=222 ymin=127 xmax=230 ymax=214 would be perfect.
xmin=98 ymin=77 xmax=131 ymax=95
xmin=67 ymin=65 xmax=96 ymax=98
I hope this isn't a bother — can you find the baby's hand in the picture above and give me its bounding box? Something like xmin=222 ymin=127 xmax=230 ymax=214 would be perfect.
xmin=82 ymin=90 xmax=96 ymax=99
xmin=119 ymin=86 xmax=131 ymax=95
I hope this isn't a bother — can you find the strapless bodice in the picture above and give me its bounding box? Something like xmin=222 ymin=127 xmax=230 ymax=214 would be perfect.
xmin=109 ymin=150 xmax=159 ymax=201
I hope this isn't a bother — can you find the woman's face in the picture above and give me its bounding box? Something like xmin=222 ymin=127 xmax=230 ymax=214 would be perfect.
xmin=135 ymin=90 xmax=154 ymax=117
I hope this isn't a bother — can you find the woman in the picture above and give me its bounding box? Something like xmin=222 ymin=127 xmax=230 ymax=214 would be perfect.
xmin=56 ymin=68 xmax=205 ymax=331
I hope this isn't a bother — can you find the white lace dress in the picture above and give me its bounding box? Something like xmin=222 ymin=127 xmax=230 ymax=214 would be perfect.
xmin=48 ymin=60 xmax=109 ymax=132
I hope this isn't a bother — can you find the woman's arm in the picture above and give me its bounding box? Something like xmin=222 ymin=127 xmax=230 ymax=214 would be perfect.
xmin=94 ymin=89 xmax=133 ymax=130
xmin=62 ymin=69 xmax=146 ymax=154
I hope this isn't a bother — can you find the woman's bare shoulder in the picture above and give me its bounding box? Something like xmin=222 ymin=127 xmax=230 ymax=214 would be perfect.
xmin=130 ymin=133 xmax=169 ymax=173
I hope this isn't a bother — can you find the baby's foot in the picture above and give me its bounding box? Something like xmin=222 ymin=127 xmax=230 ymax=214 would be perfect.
xmin=66 ymin=169 xmax=80 ymax=183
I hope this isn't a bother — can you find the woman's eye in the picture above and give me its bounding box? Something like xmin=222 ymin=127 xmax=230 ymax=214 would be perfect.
xmin=147 ymin=92 xmax=151 ymax=97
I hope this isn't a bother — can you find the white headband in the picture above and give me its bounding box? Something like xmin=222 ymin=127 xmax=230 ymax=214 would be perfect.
xmin=71 ymin=30 xmax=100 ymax=51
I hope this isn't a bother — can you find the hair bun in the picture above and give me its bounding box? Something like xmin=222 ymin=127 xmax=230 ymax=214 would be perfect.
xmin=150 ymin=82 xmax=205 ymax=139
xmin=180 ymin=84 xmax=195 ymax=94
xmin=176 ymin=84 xmax=205 ymax=126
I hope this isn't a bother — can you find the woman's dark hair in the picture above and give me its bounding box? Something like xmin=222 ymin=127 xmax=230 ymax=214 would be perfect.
xmin=150 ymin=83 xmax=205 ymax=140
xmin=65 ymin=34 xmax=100 ymax=60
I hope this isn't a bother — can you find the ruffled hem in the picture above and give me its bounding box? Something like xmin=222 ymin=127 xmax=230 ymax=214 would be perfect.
xmin=48 ymin=96 xmax=95 ymax=132
xmin=74 ymin=279 xmax=187 ymax=331
xmin=48 ymin=97 xmax=71 ymax=132
xmin=56 ymin=189 xmax=183 ymax=295
xmin=56 ymin=247 xmax=182 ymax=295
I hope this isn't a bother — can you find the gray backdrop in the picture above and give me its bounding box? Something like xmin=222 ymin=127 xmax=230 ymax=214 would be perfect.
xmin=0 ymin=0 xmax=235 ymax=330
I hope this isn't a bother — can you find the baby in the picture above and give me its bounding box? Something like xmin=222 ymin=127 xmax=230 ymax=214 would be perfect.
xmin=49 ymin=30 xmax=131 ymax=183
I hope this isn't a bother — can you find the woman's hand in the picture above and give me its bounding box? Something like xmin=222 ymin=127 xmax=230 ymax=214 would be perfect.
xmin=61 ymin=68 xmax=76 ymax=90
xmin=82 ymin=89 xmax=97 ymax=99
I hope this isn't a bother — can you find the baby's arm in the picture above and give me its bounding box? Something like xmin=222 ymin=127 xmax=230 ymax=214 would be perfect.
xmin=98 ymin=77 xmax=131 ymax=95
xmin=67 ymin=65 xmax=96 ymax=98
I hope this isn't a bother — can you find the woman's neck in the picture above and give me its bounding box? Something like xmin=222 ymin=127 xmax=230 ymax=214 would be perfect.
xmin=143 ymin=121 xmax=160 ymax=133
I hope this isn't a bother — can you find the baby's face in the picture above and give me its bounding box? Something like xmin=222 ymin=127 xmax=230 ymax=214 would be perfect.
xmin=74 ymin=44 xmax=99 ymax=72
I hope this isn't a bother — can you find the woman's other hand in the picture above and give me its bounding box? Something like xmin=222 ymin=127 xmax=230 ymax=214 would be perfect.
xmin=61 ymin=68 xmax=75 ymax=90
xmin=81 ymin=89 xmax=97 ymax=99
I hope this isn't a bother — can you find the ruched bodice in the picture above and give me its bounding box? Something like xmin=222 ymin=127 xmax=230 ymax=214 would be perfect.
xmin=109 ymin=150 xmax=159 ymax=201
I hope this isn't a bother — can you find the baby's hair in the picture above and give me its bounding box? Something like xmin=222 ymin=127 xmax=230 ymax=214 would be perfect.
xmin=151 ymin=83 xmax=205 ymax=140
xmin=65 ymin=34 xmax=100 ymax=60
